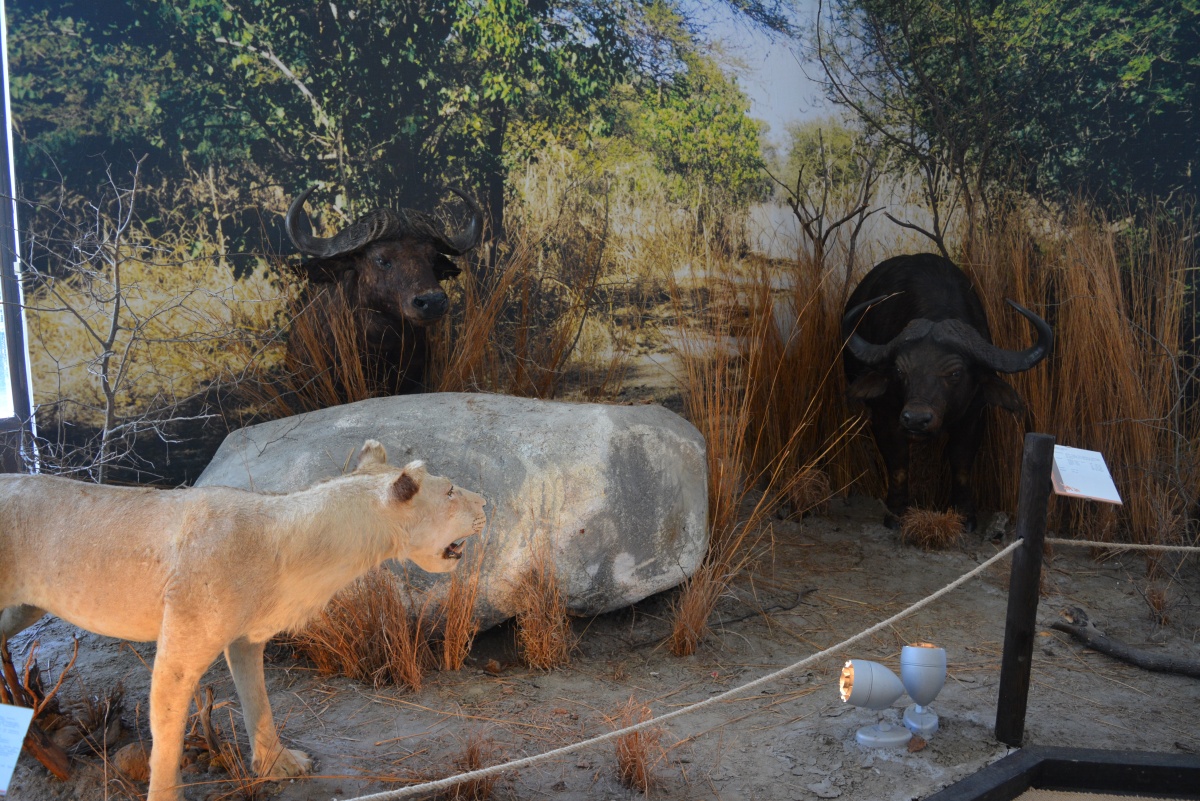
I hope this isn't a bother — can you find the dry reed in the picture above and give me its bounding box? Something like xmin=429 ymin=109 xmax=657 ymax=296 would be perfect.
xmin=966 ymin=206 xmax=1200 ymax=545
xmin=286 ymin=568 xmax=432 ymax=690
xmin=611 ymin=696 xmax=667 ymax=794
xmin=667 ymin=257 xmax=859 ymax=656
xmin=513 ymin=536 xmax=575 ymax=670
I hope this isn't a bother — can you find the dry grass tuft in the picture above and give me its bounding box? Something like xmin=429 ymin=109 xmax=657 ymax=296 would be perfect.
xmin=611 ymin=696 xmax=667 ymax=794
xmin=786 ymin=467 xmax=834 ymax=518
xmin=513 ymin=537 xmax=575 ymax=670
xmin=436 ymin=732 xmax=505 ymax=801
xmin=237 ymin=281 xmax=374 ymax=419
xmin=1139 ymin=584 xmax=1173 ymax=627
xmin=286 ymin=568 xmax=432 ymax=690
xmin=899 ymin=508 xmax=966 ymax=550
xmin=667 ymin=562 xmax=725 ymax=658
xmin=440 ymin=551 xmax=485 ymax=672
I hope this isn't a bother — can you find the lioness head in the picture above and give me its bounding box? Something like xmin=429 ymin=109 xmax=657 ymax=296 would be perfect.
xmin=354 ymin=439 xmax=487 ymax=573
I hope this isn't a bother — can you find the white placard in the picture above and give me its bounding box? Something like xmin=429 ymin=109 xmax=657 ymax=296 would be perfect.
xmin=1051 ymin=445 xmax=1123 ymax=504
xmin=0 ymin=703 xmax=34 ymax=796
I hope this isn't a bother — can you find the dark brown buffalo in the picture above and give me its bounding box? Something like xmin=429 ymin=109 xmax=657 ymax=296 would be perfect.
xmin=842 ymin=253 xmax=1052 ymax=529
xmin=285 ymin=187 xmax=482 ymax=399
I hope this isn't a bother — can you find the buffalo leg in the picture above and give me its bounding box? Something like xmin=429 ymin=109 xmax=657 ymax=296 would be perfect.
xmin=870 ymin=408 xmax=911 ymax=529
xmin=945 ymin=409 xmax=986 ymax=531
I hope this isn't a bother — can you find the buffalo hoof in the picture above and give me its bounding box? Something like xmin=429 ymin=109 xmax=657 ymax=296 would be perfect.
xmin=883 ymin=511 xmax=902 ymax=530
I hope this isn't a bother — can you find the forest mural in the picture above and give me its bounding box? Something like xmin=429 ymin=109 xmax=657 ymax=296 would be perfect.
xmin=7 ymin=0 xmax=1200 ymax=551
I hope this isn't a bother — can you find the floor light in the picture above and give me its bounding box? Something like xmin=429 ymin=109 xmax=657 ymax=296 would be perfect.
xmin=900 ymin=642 xmax=946 ymax=737
xmin=839 ymin=659 xmax=913 ymax=747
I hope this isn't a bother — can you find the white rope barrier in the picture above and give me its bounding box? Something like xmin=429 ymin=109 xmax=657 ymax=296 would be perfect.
xmin=338 ymin=539 xmax=1023 ymax=801
xmin=1045 ymin=537 xmax=1200 ymax=554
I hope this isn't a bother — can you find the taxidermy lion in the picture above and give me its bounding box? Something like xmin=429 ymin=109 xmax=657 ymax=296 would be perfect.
xmin=0 ymin=439 xmax=486 ymax=801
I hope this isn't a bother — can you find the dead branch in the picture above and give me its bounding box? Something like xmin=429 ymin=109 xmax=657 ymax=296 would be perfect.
xmin=1051 ymin=606 xmax=1200 ymax=678
xmin=0 ymin=637 xmax=73 ymax=780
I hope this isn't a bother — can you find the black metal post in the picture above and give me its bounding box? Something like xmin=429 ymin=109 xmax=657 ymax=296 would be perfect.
xmin=995 ymin=432 xmax=1055 ymax=747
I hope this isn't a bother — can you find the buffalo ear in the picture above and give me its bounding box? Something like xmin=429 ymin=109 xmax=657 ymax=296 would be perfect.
xmin=294 ymin=256 xmax=348 ymax=284
xmin=980 ymin=374 xmax=1024 ymax=413
xmin=847 ymin=372 xmax=889 ymax=401
xmin=355 ymin=439 xmax=388 ymax=470
xmin=391 ymin=460 xmax=427 ymax=503
xmin=433 ymin=255 xmax=462 ymax=281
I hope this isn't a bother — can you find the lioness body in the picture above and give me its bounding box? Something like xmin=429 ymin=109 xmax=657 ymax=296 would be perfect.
xmin=0 ymin=441 xmax=485 ymax=801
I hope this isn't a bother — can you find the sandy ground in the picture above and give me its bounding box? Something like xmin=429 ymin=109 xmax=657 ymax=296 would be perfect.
xmin=5 ymin=491 xmax=1198 ymax=801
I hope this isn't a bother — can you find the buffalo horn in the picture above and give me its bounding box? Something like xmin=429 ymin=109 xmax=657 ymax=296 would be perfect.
xmin=842 ymin=294 xmax=900 ymax=366
xmin=286 ymin=187 xmax=408 ymax=259
xmin=286 ymin=186 xmax=484 ymax=259
xmin=438 ymin=187 xmax=484 ymax=256
xmin=960 ymin=299 xmax=1054 ymax=373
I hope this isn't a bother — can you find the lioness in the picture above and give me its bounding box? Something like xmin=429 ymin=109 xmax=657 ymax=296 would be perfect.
xmin=0 ymin=439 xmax=486 ymax=801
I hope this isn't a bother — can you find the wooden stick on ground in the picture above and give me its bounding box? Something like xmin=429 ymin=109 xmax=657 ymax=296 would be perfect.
xmin=1051 ymin=606 xmax=1200 ymax=678
xmin=0 ymin=636 xmax=72 ymax=780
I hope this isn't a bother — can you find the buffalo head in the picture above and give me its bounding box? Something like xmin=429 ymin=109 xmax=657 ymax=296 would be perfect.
xmin=842 ymin=296 xmax=1052 ymax=438
xmin=840 ymin=254 xmax=1054 ymax=530
xmin=286 ymin=187 xmax=483 ymax=327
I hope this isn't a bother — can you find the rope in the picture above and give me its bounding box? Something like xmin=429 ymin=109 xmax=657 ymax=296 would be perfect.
xmin=1045 ymin=537 xmax=1200 ymax=554
xmin=339 ymin=539 xmax=1023 ymax=801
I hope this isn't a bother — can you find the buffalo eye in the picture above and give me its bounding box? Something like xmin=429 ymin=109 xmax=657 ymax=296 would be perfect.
xmin=375 ymin=255 xmax=392 ymax=270
xmin=945 ymin=369 xmax=963 ymax=381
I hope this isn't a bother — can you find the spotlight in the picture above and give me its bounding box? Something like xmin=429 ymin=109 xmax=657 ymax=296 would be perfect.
xmin=900 ymin=642 xmax=947 ymax=737
xmin=839 ymin=659 xmax=912 ymax=747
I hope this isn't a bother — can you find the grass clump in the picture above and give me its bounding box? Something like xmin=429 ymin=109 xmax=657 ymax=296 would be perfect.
xmin=611 ymin=696 xmax=667 ymax=795
xmin=286 ymin=568 xmax=432 ymax=691
xmin=899 ymin=508 xmax=966 ymax=550
xmin=513 ymin=537 xmax=575 ymax=670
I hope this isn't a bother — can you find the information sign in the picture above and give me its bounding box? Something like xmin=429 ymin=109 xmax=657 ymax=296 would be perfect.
xmin=1051 ymin=445 xmax=1123 ymax=504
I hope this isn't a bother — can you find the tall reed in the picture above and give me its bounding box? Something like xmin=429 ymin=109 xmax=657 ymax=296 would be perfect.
xmin=966 ymin=207 xmax=1198 ymax=544
xmin=668 ymin=258 xmax=858 ymax=655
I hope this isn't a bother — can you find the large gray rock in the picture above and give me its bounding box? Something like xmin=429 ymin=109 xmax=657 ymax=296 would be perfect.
xmin=196 ymin=393 xmax=708 ymax=629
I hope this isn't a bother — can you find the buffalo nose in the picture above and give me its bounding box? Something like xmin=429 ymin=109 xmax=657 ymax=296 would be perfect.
xmin=412 ymin=291 xmax=449 ymax=318
xmin=901 ymin=410 xmax=934 ymax=431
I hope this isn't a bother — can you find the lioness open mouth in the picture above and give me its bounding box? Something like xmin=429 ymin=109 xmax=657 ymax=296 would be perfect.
xmin=443 ymin=538 xmax=466 ymax=560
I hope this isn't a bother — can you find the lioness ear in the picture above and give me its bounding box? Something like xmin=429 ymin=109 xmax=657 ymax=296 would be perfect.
xmin=356 ymin=439 xmax=388 ymax=470
xmin=391 ymin=460 xmax=426 ymax=503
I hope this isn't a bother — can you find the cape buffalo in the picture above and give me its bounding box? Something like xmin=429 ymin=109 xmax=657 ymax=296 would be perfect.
xmin=841 ymin=253 xmax=1053 ymax=529
xmin=285 ymin=187 xmax=482 ymax=400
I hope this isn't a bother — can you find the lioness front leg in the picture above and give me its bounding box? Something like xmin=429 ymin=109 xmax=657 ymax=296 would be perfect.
xmin=225 ymin=638 xmax=312 ymax=778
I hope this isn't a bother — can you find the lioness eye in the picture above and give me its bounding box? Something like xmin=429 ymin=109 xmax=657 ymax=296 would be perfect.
xmin=447 ymin=486 xmax=455 ymax=498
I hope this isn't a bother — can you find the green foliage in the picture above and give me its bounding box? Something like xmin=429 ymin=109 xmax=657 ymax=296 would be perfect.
xmin=634 ymin=52 xmax=770 ymax=203
xmin=781 ymin=118 xmax=865 ymax=195
xmin=10 ymin=10 xmax=180 ymax=186
xmin=9 ymin=0 xmax=783 ymax=251
xmin=826 ymin=0 xmax=1200 ymax=211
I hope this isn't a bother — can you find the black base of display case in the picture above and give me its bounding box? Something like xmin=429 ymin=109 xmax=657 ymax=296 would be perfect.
xmin=924 ymin=746 xmax=1200 ymax=800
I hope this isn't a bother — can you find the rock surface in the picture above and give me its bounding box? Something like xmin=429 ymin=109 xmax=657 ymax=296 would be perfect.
xmin=196 ymin=392 xmax=708 ymax=629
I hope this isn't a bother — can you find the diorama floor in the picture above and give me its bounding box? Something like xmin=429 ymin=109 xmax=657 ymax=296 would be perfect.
xmin=6 ymin=495 xmax=1198 ymax=801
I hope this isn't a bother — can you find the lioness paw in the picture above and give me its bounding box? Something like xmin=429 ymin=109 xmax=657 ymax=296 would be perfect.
xmin=255 ymin=747 xmax=312 ymax=778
